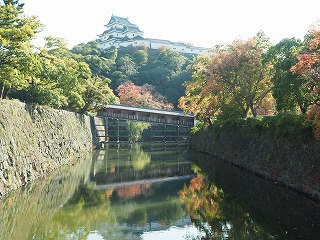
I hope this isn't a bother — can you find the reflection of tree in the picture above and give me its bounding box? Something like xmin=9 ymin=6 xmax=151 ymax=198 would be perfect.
xmin=0 ymin=156 xmax=92 ymax=240
xmin=126 ymin=208 xmax=148 ymax=226
xmin=179 ymin=175 xmax=274 ymax=239
xmin=179 ymin=176 xmax=225 ymax=238
xmin=127 ymin=121 xmax=151 ymax=141
xmin=68 ymin=182 xmax=106 ymax=206
xmin=32 ymin=182 xmax=115 ymax=240
xmin=127 ymin=144 xmax=151 ymax=171
xmin=118 ymin=200 xmax=185 ymax=228
xmin=116 ymin=183 xmax=151 ymax=199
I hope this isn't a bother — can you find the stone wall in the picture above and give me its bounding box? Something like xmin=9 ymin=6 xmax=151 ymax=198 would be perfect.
xmin=0 ymin=100 xmax=92 ymax=197
xmin=191 ymin=126 xmax=320 ymax=200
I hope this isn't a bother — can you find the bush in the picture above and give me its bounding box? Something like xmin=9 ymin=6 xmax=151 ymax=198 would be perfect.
xmin=207 ymin=113 xmax=314 ymax=142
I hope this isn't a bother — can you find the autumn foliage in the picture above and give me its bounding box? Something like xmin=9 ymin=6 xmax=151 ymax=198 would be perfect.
xmin=179 ymin=36 xmax=273 ymax=123
xmin=179 ymin=176 xmax=224 ymax=222
xmin=291 ymin=29 xmax=320 ymax=139
xmin=116 ymin=82 xmax=174 ymax=110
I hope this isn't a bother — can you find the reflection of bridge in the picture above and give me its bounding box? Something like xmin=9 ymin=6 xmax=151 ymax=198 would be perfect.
xmin=92 ymin=104 xmax=194 ymax=148
xmin=91 ymin=148 xmax=194 ymax=188
xmin=94 ymin=175 xmax=193 ymax=191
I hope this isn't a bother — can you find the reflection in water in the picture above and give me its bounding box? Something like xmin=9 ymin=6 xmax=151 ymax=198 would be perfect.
xmin=0 ymin=155 xmax=92 ymax=240
xmin=179 ymin=153 xmax=320 ymax=240
xmin=0 ymin=144 xmax=196 ymax=240
xmin=179 ymin=175 xmax=273 ymax=239
xmin=1 ymin=145 xmax=319 ymax=240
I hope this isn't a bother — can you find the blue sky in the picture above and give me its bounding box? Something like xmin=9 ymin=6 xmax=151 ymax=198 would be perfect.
xmin=22 ymin=0 xmax=320 ymax=49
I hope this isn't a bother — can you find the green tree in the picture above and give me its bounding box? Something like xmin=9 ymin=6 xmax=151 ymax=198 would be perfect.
xmin=2 ymin=0 xmax=24 ymax=10
xmin=265 ymin=38 xmax=312 ymax=113
xmin=71 ymin=41 xmax=115 ymax=78
xmin=132 ymin=49 xmax=148 ymax=68
xmin=156 ymin=48 xmax=187 ymax=74
xmin=117 ymin=55 xmax=137 ymax=76
xmin=0 ymin=1 xmax=42 ymax=98
xmin=80 ymin=76 xmax=119 ymax=113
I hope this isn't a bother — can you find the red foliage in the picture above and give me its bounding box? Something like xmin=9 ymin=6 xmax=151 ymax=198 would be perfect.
xmin=291 ymin=29 xmax=320 ymax=139
xmin=116 ymin=82 xmax=174 ymax=109
xmin=306 ymin=103 xmax=320 ymax=140
xmin=116 ymin=183 xmax=152 ymax=199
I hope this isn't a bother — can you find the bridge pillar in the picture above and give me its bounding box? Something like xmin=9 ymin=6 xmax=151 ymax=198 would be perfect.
xmin=129 ymin=120 xmax=133 ymax=148
xmin=177 ymin=125 xmax=180 ymax=147
xmin=164 ymin=124 xmax=167 ymax=146
xmin=103 ymin=117 xmax=108 ymax=148
xmin=117 ymin=118 xmax=120 ymax=147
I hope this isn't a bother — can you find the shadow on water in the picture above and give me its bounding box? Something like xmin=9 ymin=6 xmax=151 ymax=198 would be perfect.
xmin=183 ymin=152 xmax=320 ymax=240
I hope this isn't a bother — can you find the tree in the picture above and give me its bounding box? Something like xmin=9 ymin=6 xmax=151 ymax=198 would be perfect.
xmin=20 ymin=50 xmax=63 ymax=106
xmin=71 ymin=41 xmax=115 ymax=78
xmin=178 ymin=55 xmax=218 ymax=123
xmin=116 ymin=82 xmax=173 ymax=109
xmin=117 ymin=55 xmax=137 ymax=76
xmin=165 ymin=70 xmax=191 ymax=106
xmin=156 ymin=48 xmax=187 ymax=74
xmin=80 ymin=76 xmax=119 ymax=113
xmin=0 ymin=1 xmax=42 ymax=98
xmin=291 ymin=28 xmax=320 ymax=139
xmin=132 ymin=48 xmax=190 ymax=107
xmin=1 ymin=0 xmax=24 ymax=10
xmin=265 ymin=38 xmax=311 ymax=113
xmin=179 ymin=36 xmax=273 ymax=123
xmin=132 ymin=49 xmax=148 ymax=68
xmin=211 ymin=38 xmax=272 ymax=117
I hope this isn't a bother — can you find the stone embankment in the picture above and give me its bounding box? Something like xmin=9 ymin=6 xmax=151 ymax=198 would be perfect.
xmin=0 ymin=100 xmax=92 ymax=197
xmin=191 ymin=127 xmax=320 ymax=200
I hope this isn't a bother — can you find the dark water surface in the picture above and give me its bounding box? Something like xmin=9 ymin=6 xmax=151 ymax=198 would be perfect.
xmin=0 ymin=144 xmax=319 ymax=240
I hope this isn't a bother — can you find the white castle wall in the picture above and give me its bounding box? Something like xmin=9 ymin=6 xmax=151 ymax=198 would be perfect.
xmin=98 ymin=38 xmax=211 ymax=55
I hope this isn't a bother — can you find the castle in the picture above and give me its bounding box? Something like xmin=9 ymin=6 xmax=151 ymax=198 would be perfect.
xmin=97 ymin=15 xmax=211 ymax=55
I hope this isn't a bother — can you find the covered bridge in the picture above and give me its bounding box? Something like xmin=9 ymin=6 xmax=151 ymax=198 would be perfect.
xmin=97 ymin=104 xmax=194 ymax=127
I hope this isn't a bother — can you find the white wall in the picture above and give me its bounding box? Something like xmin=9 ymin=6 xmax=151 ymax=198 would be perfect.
xmin=98 ymin=35 xmax=211 ymax=54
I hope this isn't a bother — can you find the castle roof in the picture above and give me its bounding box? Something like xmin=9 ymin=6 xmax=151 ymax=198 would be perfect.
xmin=101 ymin=35 xmax=136 ymax=43
xmin=123 ymin=25 xmax=143 ymax=33
xmin=107 ymin=15 xmax=129 ymax=25
xmin=106 ymin=15 xmax=139 ymax=28
xmin=132 ymin=35 xmax=145 ymax=40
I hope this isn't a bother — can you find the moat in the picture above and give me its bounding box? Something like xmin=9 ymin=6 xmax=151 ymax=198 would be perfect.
xmin=0 ymin=143 xmax=319 ymax=240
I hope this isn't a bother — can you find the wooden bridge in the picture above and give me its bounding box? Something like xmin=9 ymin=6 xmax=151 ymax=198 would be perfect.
xmin=92 ymin=104 xmax=194 ymax=148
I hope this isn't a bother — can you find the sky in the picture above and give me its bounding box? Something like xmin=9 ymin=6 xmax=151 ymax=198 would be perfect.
xmin=21 ymin=0 xmax=320 ymax=49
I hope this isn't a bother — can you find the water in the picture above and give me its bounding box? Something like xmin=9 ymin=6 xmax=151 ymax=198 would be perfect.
xmin=0 ymin=144 xmax=319 ymax=240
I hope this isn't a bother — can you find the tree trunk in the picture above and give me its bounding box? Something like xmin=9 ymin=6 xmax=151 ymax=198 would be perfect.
xmin=242 ymin=107 xmax=249 ymax=118
xmin=299 ymin=105 xmax=307 ymax=115
xmin=0 ymin=85 xmax=4 ymax=99
xmin=250 ymin=104 xmax=257 ymax=117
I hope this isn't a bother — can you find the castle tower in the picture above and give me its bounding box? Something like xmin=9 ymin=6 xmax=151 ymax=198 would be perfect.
xmin=98 ymin=15 xmax=144 ymax=49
